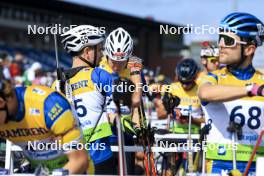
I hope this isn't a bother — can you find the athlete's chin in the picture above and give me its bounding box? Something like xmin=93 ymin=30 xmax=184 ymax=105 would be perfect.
xmin=219 ymin=56 xmax=229 ymax=64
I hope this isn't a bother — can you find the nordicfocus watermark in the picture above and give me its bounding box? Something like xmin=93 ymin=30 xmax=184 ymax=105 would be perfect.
xmin=27 ymin=140 xmax=106 ymax=151
xmin=158 ymin=140 xmax=238 ymax=152
xmin=160 ymin=24 xmax=237 ymax=35
xmin=94 ymin=82 xmax=184 ymax=94
xmin=27 ymin=24 xmax=106 ymax=35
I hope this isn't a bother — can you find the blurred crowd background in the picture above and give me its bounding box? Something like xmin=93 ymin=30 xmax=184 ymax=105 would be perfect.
xmin=0 ymin=0 xmax=263 ymax=87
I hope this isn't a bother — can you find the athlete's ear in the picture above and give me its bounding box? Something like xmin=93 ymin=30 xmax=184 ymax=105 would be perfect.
xmin=0 ymin=97 xmax=5 ymax=108
xmin=82 ymin=47 xmax=91 ymax=59
xmin=201 ymin=58 xmax=207 ymax=65
xmin=244 ymin=44 xmax=256 ymax=57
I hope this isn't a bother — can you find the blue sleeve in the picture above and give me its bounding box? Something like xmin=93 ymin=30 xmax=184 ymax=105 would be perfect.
xmin=44 ymin=92 xmax=72 ymax=129
xmin=92 ymin=67 xmax=113 ymax=97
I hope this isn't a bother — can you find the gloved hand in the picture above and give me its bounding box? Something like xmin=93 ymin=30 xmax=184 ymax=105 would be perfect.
xmin=174 ymin=108 xmax=182 ymax=118
xmin=121 ymin=115 xmax=137 ymax=135
xmin=127 ymin=56 xmax=143 ymax=73
xmin=162 ymin=92 xmax=181 ymax=113
xmin=175 ymin=109 xmax=188 ymax=124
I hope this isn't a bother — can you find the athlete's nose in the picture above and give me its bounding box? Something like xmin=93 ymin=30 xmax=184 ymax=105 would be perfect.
xmin=218 ymin=37 xmax=225 ymax=48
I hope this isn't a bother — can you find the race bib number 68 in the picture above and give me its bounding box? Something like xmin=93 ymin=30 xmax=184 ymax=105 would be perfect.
xmin=230 ymin=105 xmax=261 ymax=129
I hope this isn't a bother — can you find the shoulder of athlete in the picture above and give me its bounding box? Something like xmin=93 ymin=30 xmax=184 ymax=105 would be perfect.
xmin=91 ymin=67 xmax=113 ymax=96
xmin=27 ymin=85 xmax=57 ymax=98
xmin=99 ymin=56 xmax=107 ymax=67
xmin=199 ymin=67 xmax=226 ymax=87
xmin=99 ymin=56 xmax=113 ymax=73
xmin=168 ymin=82 xmax=181 ymax=91
xmin=43 ymin=90 xmax=73 ymax=129
xmin=43 ymin=90 xmax=82 ymax=144
xmin=196 ymin=70 xmax=207 ymax=80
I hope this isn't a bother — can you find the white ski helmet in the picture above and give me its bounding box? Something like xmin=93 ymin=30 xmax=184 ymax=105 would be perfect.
xmin=104 ymin=27 xmax=133 ymax=61
xmin=61 ymin=25 xmax=104 ymax=54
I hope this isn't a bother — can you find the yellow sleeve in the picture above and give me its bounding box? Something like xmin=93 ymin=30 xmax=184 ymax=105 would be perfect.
xmin=50 ymin=110 xmax=82 ymax=144
xmin=44 ymin=91 xmax=83 ymax=145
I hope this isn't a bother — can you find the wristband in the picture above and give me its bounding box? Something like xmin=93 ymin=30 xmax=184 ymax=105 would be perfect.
xmin=257 ymin=85 xmax=264 ymax=96
xmin=247 ymin=83 xmax=264 ymax=96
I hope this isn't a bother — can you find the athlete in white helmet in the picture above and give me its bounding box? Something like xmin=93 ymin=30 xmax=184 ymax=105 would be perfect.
xmin=100 ymin=27 xmax=143 ymax=175
xmin=61 ymin=25 xmax=105 ymax=67
xmin=52 ymin=25 xmax=116 ymax=175
xmin=104 ymin=27 xmax=133 ymax=62
xmin=200 ymin=42 xmax=219 ymax=73
xmin=196 ymin=42 xmax=220 ymax=86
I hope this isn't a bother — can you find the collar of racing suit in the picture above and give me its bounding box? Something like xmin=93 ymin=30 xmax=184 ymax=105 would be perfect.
xmin=228 ymin=64 xmax=255 ymax=80
xmin=64 ymin=66 xmax=88 ymax=79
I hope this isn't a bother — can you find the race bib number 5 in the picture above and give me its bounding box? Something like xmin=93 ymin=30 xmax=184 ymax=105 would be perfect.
xmin=74 ymin=98 xmax=87 ymax=117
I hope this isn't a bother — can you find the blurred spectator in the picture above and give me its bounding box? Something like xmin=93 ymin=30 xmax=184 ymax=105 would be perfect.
xmin=23 ymin=62 xmax=42 ymax=86
xmin=14 ymin=76 xmax=24 ymax=86
xmin=14 ymin=52 xmax=29 ymax=73
xmin=142 ymin=68 xmax=155 ymax=85
xmin=0 ymin=52 xmax=11 ymax=80
xmin=10 ymin=52 xmax=31 ymax=82
xmin=10 ymin=61 xmax=21 ymax=78
xmin=42 ymin=72 xmax=56 ymax=87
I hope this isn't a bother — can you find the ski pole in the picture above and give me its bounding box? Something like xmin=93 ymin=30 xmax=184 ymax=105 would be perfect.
xmin=187 ymin=105 xmax=194 ymax=173
xmin=114 ymin=100 xmax=127 ymax=176
xmin=201 ymin=119 xmax=212 ymax=174
xmin=138 ymin=99 xmax=156 ymax=176
xmin=232 ymin=131 xmax=237 ymax=170
xmin=244 ymin=129 xmax=264 ymax=176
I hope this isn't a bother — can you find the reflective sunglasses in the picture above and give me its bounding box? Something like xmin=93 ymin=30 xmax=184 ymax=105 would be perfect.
xmin=218 ymin=34 xmax=247 ymax=48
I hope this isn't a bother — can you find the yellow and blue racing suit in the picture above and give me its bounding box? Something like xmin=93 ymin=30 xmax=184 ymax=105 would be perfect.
xmin=200 ymin=65 xmax=264 ymax=173
xmin=52 ymin=67 xmax=114 ymax=167
xmin=0 ymin=86 xmax=93 ymax=172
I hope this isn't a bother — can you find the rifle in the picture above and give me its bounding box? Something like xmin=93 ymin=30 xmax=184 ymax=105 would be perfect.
xmin=47 ymin=15 xmax=67 ymax=95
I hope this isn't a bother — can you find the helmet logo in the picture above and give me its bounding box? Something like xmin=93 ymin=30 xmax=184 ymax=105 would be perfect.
xmin=257 ymin=23 xmax=264 ymax=36
xmin=113 ymin=52 xmax=125 ymax=57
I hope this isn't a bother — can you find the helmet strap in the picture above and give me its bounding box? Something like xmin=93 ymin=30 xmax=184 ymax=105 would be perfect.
xmin=78 ymin=56 xmax=95 ymax=68
xmin=93 ymin=45 xmax=97 ymax=67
